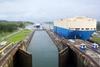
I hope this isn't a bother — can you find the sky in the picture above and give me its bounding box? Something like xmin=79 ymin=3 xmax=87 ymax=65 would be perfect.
xmin=0 ymin=0 xmax=99 ymax=22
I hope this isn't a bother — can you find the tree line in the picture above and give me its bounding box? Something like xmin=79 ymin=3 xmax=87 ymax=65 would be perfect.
xmin=0 ymin=21 xmax=33 ymax=32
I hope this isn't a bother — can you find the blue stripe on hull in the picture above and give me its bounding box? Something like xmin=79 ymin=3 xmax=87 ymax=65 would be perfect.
xmin=54 ymin=26 xmax=69 ymax=37
xmin=54 ymin=26 xmax=95 ymax=40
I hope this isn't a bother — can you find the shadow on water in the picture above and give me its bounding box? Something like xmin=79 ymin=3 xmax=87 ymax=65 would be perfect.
xmin=13 ymin=49 xmax=32 ymax=67
xmin=67 ymin=48 xmax=77 ymax=67
xmin=59 ymin=47 xmax=77 ymax=67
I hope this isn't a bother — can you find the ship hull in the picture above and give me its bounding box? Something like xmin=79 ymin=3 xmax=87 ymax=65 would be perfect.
xmin=54 ymin=26 xmax=95 ymax=40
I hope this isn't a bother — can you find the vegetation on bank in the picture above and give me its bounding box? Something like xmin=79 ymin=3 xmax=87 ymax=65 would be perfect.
xmin=0 ymin=22 xmax=25 ymax=32
xmin=24 ymin=21 xmax=34 ymax=26
xmin=91 ymin=21 xmax=100 ymax=44
xmin=0 ymin=32 xmax=13 ymax=41
xmin=6 ymin=29 xmax=32 ymax=44
xmin=92 ymin=36 xmax=100 ymax=44
xmin=0 ymin=21 xmax=33 ymax=31
xmin=0 ymin=29 xmax=32 ymax=44
xmin=0 ymin=20 xmax=33 ymax=40
xmin=97 ymin=21 xmax=100 ymax=31
xmin=0 ymin=22 xmax=24 ymax=41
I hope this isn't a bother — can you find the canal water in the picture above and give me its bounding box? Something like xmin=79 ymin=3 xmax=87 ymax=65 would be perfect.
xmin=27 ymin=31 xmax=58 ymax=67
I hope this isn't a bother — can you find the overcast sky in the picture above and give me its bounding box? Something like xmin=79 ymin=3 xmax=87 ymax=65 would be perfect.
xmin=0 ymin=0 xmax=99 ymax=22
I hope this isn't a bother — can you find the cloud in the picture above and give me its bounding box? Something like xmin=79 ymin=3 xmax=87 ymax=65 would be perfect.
xmin=0 ymin=0 xmax=99 ymax=22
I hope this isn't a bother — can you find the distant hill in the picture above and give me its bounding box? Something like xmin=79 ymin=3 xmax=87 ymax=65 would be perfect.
xmin=44 ymin=22 xmax=53 ymax=24
xmin=0 ymin=20 xmax=7 ymax=22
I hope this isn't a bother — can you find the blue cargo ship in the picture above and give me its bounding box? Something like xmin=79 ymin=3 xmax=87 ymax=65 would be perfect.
xmin=54 ymin=17 xmax=96 ymax=40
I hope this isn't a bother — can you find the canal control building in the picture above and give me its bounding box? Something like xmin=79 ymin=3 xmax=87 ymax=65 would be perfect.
xmin=54 ymin=16 xmax=96 ymax=40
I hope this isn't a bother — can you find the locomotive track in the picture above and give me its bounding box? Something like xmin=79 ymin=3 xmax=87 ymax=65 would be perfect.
xmin=68 ymin=39 xmax=100 ymax=55
xmin=78 ymin=40 xmax=100 ymax=54
xmin=85 ymin=41 xmax=100 ymax=54
xmin=52 ymin=32 xmax=100 ymax=55
xmin=68 ymin=39 xmax=100 ymax=66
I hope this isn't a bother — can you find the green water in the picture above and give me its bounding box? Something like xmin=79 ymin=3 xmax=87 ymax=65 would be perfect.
xmin=27 ymin=31 xmax=58 ymax=67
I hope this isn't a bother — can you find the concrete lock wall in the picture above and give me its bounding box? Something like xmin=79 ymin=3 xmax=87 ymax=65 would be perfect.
xmin=13 ymin=31 xmax=34 ymax=67
xmin=59 ymin=48 xmax=69 ymax=67
xmin=3 ymin=56 xmax=13 ymax=67
xmin=0 ymin=31 xmax=35 ymax=67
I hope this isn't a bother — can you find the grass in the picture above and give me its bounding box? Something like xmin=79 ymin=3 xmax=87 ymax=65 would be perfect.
xmin=6 ymin=29 xmax=32 ymax=44
xmin=0 ymin=31 xmax=14 ymax=42
xmin=92 ymin=36 xmax=100 ymax=44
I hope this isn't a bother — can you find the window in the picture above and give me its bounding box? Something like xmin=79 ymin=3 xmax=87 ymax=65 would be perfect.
xmin=86 ymin=28 xmax=89 ymax=30
xmin=81 ymin=28 xmax=84 ymax=30
xmin=94 ymin=28 xmax=96 ymax=30
xmin=70 ymin=28 xmax=74 ymax=30
xmin=75 ymin=28 xmax=80 ymax=30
